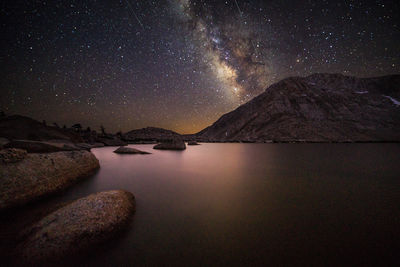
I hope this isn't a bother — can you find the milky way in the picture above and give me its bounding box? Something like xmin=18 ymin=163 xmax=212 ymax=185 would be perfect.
xmin=172 ymin=0 xmax=272 ymax=103
xmin=1 ymin=1 xmax=399 ymax=133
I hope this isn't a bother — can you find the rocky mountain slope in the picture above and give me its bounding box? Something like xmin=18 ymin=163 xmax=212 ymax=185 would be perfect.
xmin=197 ymin=73 xmax=400 ymax=142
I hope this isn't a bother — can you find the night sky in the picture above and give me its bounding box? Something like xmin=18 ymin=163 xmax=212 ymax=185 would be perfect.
xmin=1 ymin=0 xmax=399 ymax=134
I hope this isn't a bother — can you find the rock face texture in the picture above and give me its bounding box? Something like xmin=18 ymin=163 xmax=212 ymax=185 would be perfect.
xmin=0 ymin=150 xmax=99 ymax=211
xmin=0 ymin=115 xmax=82 ymax=142
xmin=153 ymin=137 xmax=186 ymax=150
xmin=197 ymin=74 xmax=400 ymax=142
xmin=0 ymin=148 xmax=27 ymax=163
xmin=123 ymin=127 xmax=182 ymax=143
xmin=16 ymin=190 xmax=135 ymax=263
xmin=113 ymin=146 xmax=151 ymax=154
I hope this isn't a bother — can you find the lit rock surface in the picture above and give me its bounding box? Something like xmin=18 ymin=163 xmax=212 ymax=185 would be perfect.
xmin=0 ymin=150 xmax=99 ymax=211
xmin=113 ymin=146 xmax=151 ymax=154
xmin=197 ymin=74 xmax=400 ymax=142
xmin=17 ymin=190 xmax=135 ymax=263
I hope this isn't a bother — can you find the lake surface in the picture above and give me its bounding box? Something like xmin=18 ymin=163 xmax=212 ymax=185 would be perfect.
xmin=60 ymin=143 xmax=399 ymax=266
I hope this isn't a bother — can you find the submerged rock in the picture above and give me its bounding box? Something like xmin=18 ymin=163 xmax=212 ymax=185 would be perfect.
xmin=17 ymin=190 xmax=135 ymax=263
xmin=113 ymin=146 xmax=151 ymax=154
xmin=0 ymin=148 xmax=27 ymax=163
xmin=0 ymin=150 xmax=99 ymax=211
xmin=187 ymin=141 xmax=200 ymax=145
xmin=4 ymin=140 xmax=81 ymax=153
xmin=153 ymin=138 xmax=186 ymax=150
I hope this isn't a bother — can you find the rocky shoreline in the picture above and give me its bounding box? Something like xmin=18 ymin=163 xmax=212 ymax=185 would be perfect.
xmin=0 ymin=115 xmax=138 ymax=264
xmin=0 ymin=147 xmax=136 ymax=264
xmin=0 ymin=113 xmax=199 ymax=263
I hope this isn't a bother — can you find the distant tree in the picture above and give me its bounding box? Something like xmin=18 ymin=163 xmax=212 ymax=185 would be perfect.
xmin=42 ymin=120 xmax=47 ymax=126
xmin=86 ymin=127 xmax=91 ymax=132
xmin=100 ymin=125 xmax=106 ymax=136
xmin=116 ymin=131 xmax=122 ymax=138
xmin=53 ymin=122 xmax=60 ymax=128
xmin=63 ymin=125 xmax=67 ymax=129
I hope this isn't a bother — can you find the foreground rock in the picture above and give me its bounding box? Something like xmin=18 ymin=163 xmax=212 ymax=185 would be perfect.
xmin=187 ymin=141 xmax=200 ymax=145
xmin=4 ymin=139 xmax=82 ymax=153
xmin=197 ymin=73 xmax=400 ymax=142
xmin=113 ymin=146 xmax=151 ymax=154
xmin=0 ymin=150 xmax=99 ymax=211
xmin=153 ymin=138 xmax=186 ymax=150
xmin=17 ymin=190 xmax=135 ymax=263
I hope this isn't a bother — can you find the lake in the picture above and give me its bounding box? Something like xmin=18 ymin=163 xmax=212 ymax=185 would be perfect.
xmin=56 ymin=143 xmax=400 ymax=266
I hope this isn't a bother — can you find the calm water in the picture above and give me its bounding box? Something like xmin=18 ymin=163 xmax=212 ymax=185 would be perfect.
xmin=60 ymin=143 xmax=399 ymax=266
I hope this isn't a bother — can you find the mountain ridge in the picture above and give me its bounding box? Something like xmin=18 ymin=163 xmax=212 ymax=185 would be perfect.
xmin=196 ymin=73 xmax=400 ymax=142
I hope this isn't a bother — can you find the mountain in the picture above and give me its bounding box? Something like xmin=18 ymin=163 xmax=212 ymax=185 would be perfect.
xmin=123 ymin=127 xmax=182 ymax=143
xmin=0 ymin=115 xmax=83 ymax=143
xmin=197 ymin=73 xmax=400 ymax=142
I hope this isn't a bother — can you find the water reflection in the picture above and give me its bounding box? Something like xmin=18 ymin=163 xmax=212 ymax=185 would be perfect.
xmin=58 ymin=143 xmax=399 ymax=266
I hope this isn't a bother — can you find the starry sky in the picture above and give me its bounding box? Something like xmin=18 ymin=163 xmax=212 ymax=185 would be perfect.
xmin=1 ymin=0 xmax=399 ymax=134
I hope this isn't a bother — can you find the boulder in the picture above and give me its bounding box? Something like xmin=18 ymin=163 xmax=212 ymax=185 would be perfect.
xmin=153 ymin=138 xmax=186 ymax=150
xmin=4 ymin=140 xmax=82 ymax=153
xmin=16 ymin=190 xmax=135 ymax=263
xmin=0 ymin=148 xmax=27 ymax=163
xmin=0 ymin=150 xmax=99 ymax=211
xmin=187 ymin=141 xmax=200 ymax=145
xmin=113 ymin=146 xmax=151 ymax=154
